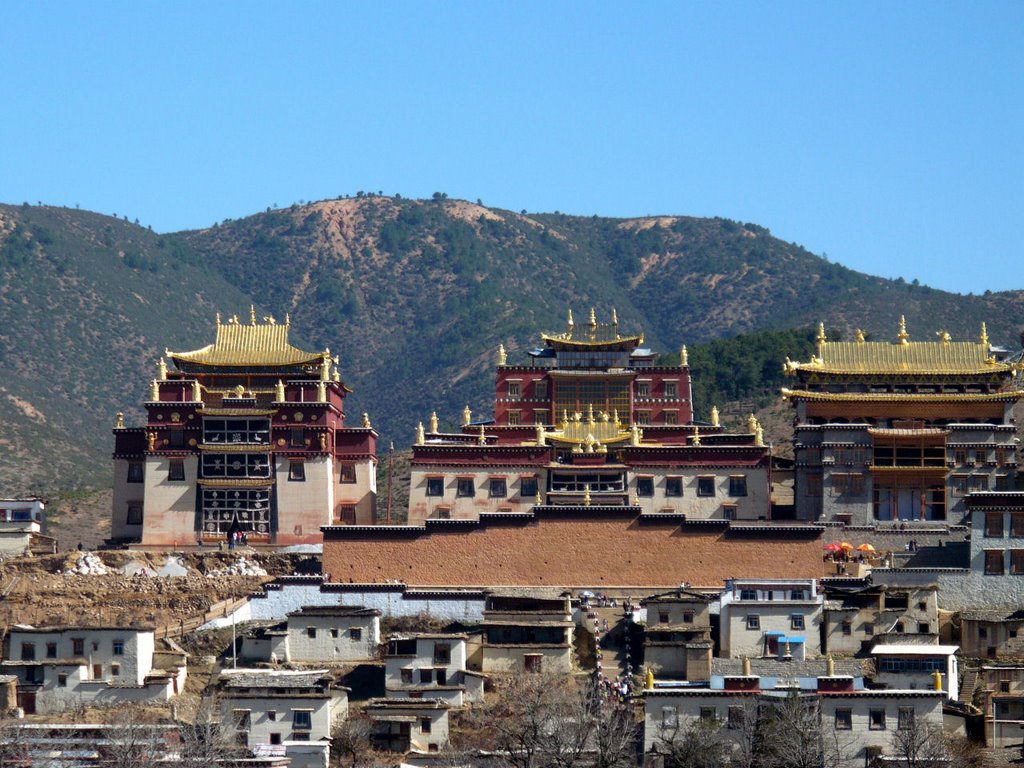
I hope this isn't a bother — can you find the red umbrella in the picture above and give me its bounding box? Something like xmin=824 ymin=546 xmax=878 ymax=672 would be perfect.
xmin=824 ymin=543 xmax=842 ymax=552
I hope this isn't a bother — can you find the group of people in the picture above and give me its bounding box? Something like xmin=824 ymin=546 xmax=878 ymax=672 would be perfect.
xmin=225 ymin=530 xmax=249 ymax=549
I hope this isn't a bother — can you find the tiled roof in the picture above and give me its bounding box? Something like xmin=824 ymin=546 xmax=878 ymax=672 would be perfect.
xmin=791 ymin=339 xmax=1010 ymax=375
xmin=169 ymin=317 xmax=324 ymax=368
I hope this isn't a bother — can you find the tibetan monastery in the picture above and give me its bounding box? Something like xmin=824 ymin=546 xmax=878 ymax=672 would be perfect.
xmin=783 ymin=318 xmax=1022 ymax=525
xmin=111 ymin=310 xmax=378 ymax=547
xmin=405 ymin=309 xmax=773 ymax=523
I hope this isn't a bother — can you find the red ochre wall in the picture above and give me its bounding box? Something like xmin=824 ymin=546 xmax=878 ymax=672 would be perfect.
xmin=323 ymin=516 xmax=825 ymax=588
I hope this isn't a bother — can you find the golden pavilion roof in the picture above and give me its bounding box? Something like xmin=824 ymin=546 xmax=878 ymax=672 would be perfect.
xmin=784 ymin=319 xmax=1013 ymax=375
xmin=541 ymin=307 xmax=643 ymax=348
xmin=168 ymin=311 xmax=326 ymax=368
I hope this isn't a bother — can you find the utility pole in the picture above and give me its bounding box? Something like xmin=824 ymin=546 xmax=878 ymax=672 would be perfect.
xmin=386 ymin=441 xmax=394 ymax=524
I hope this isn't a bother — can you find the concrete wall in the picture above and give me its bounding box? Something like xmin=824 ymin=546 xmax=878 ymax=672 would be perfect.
xmin=323 ymin=515 xmax=825 ymax=588
xmin=480 ymin=644 xmax=572 ymax=674
xmin=385 ymin=637 xmax=468 ymax=693
xmin=111 ymin=458 xmax=144 ymax=541
xmin=276 ymin=456 xmax=333 ymax=544
xmin=139 ymin=456 xmax=199 ymax=546
xmin=333 ymin=458 xmax=376 ymax=525
xmin=221 ymin=692 xmax=339 ymax=756
xmin=720 ymin=603 xmax=823 ymax=658
xmin=408 ymin=469 xmax=537 ymax=524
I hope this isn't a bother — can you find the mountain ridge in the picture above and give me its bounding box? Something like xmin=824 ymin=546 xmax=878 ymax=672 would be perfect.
xmin=1 ymin=196 xmax=1021 ymax=495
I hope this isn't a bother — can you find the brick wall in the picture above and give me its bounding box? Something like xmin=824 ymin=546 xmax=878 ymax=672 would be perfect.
xmin=323 ymin=513 xmax=824 ymax=588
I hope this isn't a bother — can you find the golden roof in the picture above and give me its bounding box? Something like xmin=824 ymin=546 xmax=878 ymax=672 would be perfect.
xmin=541 ymin=307 xmax=643 ymax=348
xmin=781 ymin=388 xmax=1023 ymax=402
xmin=785 ymin=320 xmax=1012 ymax=375
xmin=168 ymin=311 xmax=325 ymax=368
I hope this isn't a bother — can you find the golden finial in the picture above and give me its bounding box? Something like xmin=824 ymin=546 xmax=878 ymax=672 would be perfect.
xmin=937 ymin=330 xmax=951 ymax=344
xmin=234 ymin=384 xmax=245 ymax=398
xmin=497 ymin=344 xmax=507 ymax=366
xmin=573 ymin=411 xmax=582 ymax=423
xmin=478 ymin=424 xmax=487 ymax=445
xmin=933 ymin=670 xmax=943 ymax=691
xmin=535 ymin=423 xmax=546 ymax=446
xmin=710 ymin=405 xmax=720 ymax=428
xmin=535 ymin=487 xmax=543 ymax=505
xmin=264 ymin=315 xmax=276 ymax=325
xmin=157 ymin=358 xmax=167 ymax=381
xmin=596 ymin=442 xmax=607 ymax=454
xmin=855 ymin=329 xmax=865 ymax=343
xmin=742 ymin=655 xmax=751 ymax=676
xmin=362 ymin=412 xmax=371 ymax=429
xmin=320 ymin=352 xmax=331 ymax=381
xmin=216 ymin=312 xmax=222 ymax=325
xmin=897 ymin=315 xmax=909 ymax=345
xmin=631 ymin=489 xmax=640 ymax=506
xmin=317 ymin=380 xmax=327 ymax=403
xmin=680 ymin=345 xmax=688 ymax=367
xmin=613 ymin=409 xmax=620 ymax=427
xmin=319 ymin=433 xmax=327 ymax=450
xmin=150 ymin=380 xmax=160 ymax=401
xmin=645 ymin=666 xmax=654 ymax=690
xmin=589 ymin=307 xmax=596 ymax=327
xmin=231 ymin=314 xmax=239 ymax=324
xmin=115 ymin=412 xmax=124 ymax=429
xmin=755 ymin=425 xmax=765 ymax=447
xmin=692 ymin=425 xmax=701 ymax=445
xmin=611 ymin=307 xmax=618 ymax=325
xmin=561 ymin=409 xmax=569 ymax=430
xmin=630 ymin=423 xmax=641 ymax=446
xmin=567 ymin=308 xmax=574 ymax=327
xmin=192 ymin=379 xmax=202 ymax=402
xmin=415 ymin=422 xmax=425 ymax=445
xmin=463 ymin=405 xmax=472 ymax=427
xmin=429 ymin=411 xmax=439 ymax=434
xmin=583 ymin=484 xmax=592 ymax=506
xmin=285 ymin=313 xmax=290 ymax=326
xmin=587 ymin=403 xmax=595 ymax=425
xmin=250 ymin=305 xmax=257 ymax=325
xmin=980 ymin=322 xmax=989 ymax=347
xmin=747 ymin=413 xmax=757 ymax=434
xmin=816 ymin=321 xmax=827 ymax=347
xmin=275 ymin=379 xmax=286 ymax=402
xmin=147 ymin=432 xmax=156 ymax=451
xmin=332 ymin=366 xmax=340 ymax=383
xmin=600 ymin=410 xmax=610 ymax=423
xmin=826 ymin=654 xmax=835 ymax=677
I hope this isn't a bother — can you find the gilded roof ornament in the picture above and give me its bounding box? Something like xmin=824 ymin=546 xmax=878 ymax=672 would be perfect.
xmin=147 ymin=432 xmax=156 ymax=451
xmin=692 ymin=425 xmax=701 ymax=445
xmin=429 ymin=411 xmax=439 ymax=434
xmin=936 ymin=330 xmax=951 ymax=345
xmin=855 ymin=329 xmax=865 ymax=344
xmin=463 ymin=405 xmax=472 ymax=427
xmin=497 ymin=344 xmax=507 ymax=366
xmin=317 ymin=380 xmax=327 ymax=402
xmin=587 ymin=403 xmax=595 ymax=425
xmin=611 ymin=307 xmax=618 ymax=326
xmin=980 ymin=322 xmax=989 ymax=347
xmin=332 ymin=366 xmax=340 ymax=383
xmin=168 ymin=313 xmax=322 ymax=368
xmin=897 ymin=315 xmax=909 ymax=345
xmin=320 ymin=352 xmax=331 ymax=381
xmin=150 ymin=380 xmax=160 ymax=401
xmin=747 ymin=413 xmax=758 ymax=434
xmin=535 ymin=422 xmax=546 ymax=446
xmin=631 ymin=489 xmax=640 ymax=506
xmin=115 ymin=412 xmax=124 ymax=429
xmin=755 ymin=425 xmax=765 ymax=447
xmin=613 ymin=409 xmax=620 ymax=427
xmin=157 ymin=358 xmax=167 ymax=381
xmin=816 ymin=322 xmax=827 ymax=347
xmin=192 ymin=379 xmax=202 ymax=402
xmin=583 ymin=484 xmax=592 ymax=506
xmin=362 ymin=412 xmax=371 ymax=429
xmin=680 ymin=345 xmax=688 ymax=367
xmin=567 ymin=308 xmax=574 ymax=328
xmin=415 ymin=422 xmax=425 ymax=446
xmin=478 ymin=424 xmax=487 ymax=445
xmin=250 ymin=305 xmax=257 ymax=325
xmin=216 ymin=312 xmax=222 ymax=325
xmin=275 ymin=379 xmax=286 ymax=402
xmin=710 ymin=405 xmax=720 ymax=427
xmin=535 ymin=487 xmax=543 ymax=505
xmin=589 ymin=307 xmax=596 ymax=327
xmin=630 ymin=423 xmax=641 ymax=446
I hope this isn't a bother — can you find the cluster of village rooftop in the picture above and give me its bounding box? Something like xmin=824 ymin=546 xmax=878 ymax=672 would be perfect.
xmin=2 ymin=311 xmax=1024 ymax=764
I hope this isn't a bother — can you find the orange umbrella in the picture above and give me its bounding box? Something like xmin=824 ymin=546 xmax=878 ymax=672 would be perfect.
xmin=857 ymin=543 xmax=876 ymax=552
xmin=839 ymin=542 xmax=854 ymax=550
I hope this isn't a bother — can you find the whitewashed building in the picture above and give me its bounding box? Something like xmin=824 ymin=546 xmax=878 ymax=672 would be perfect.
xmin=719 ymin=579 xmax=823 ymax=659
xmin=0 ymin=626 xmax=185 ymax=714
xmin=241 ymin=606 xmax=381 ymax=664
xmin=0 ymin=498 xmax=52 ymax=558
xmin=365 ymin=697 xmax=450 ymax=754
xmin=870 ymin=643 xmax=959 ymax=700
xmin=384 ymin=633 xmax=485 ymax=706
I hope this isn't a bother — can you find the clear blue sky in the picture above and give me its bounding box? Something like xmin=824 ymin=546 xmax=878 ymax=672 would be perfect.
xmin=2 ymin=2 xmax=1021 ymax=294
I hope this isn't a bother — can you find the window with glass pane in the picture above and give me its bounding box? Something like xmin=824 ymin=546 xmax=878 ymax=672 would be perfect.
xmin=665 ymin=477 xmax=683 ymax=497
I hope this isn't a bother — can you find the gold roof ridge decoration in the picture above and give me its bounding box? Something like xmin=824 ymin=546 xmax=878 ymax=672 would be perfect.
xmin=168 ymin=311 xmax=327 ymax=368
xmin=784 ymin=319 xmax=1012 ymax=375
xmin=541 ymin=307 xmax=643 ymax=348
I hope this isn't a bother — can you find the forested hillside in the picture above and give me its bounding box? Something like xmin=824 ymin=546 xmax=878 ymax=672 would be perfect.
xmin=1 ymin=196 xmax=1021 ymax=494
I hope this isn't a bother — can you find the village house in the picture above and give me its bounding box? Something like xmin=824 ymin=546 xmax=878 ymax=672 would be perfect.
xmin=0 ymin=498 xmax=53 ymax=558
xmin=481 ymin=592 xmax=575 ymax=674
xmin=718 ymin=579 xmax=823 ymax=659
xmin=0 ymin=625 xmax=186 ymax=714
xmin=870 ymin=643 xmax=959 ymax=699
xmin=241 ymin=606 xmax=381 ymax=664
xmin=364 ymin=697 xmax=450 ymax=754
xmin=217 ymin=668 xmax=347 ymax=768
xmin=821 ymin=582 xmax=939 ymax=656
xmin=969 ymin=665 xmax=1024 ymax=750
xmin=384 ymin=633 xmax=485 ymax=706
xmin=643 ymin=665 xmax=945 ymax=768
xmin=960 ymin=608 xmax=1024 ymax=659
xmin=640 ymin=587 xmax=714 ymax=680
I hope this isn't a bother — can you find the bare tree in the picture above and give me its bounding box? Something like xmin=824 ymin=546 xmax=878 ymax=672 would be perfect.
xmin=176 ymin=694 xmax=247 ymax=766
xmin=889 ymin=718 xmax=948 ymax=768
xmin=657 ymin=717 xmax=731 ymax=768
xmin=330 ymin=712 xmax=391 ymax=768
xmin=97 ymin=708 xmax=168 ymax=768
xmin=0 ymin=716 xmax=28 ymax=768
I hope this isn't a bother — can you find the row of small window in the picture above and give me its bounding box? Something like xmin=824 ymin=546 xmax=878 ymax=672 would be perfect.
xmin=837 ymin=621 xmax=929 ymax=636
xmin=427 ymin=476 xmax=533 ymax=498
xmin=805 ymin=448 xmax=1013 ymax=466
xmin=744 ymin=614 xmax=806 ymax=630
xmin=983 ymin=513 xmax=1024 ymax=538
xmin=504 ymin=381 xmax=548 ymax=399
xmin=504 ymin=409 xmax=683 ymax=426
xmin=399 ymin=668 xmax=449 ymax=685
xmin=737 ymin=589 xmax=808 ymax=601
xmin=877 ymin=658 xmax=945 ymax=673
xmin=21 ymin=638 xmax=123 ymax=661
xmin=983 ymin=550 xmax=1024 ymax=575
xmin=50 ymin=665 xmax=120 ymax=686
xmin=233 ymin=708 xmax=312 ymax=732
xmin=638 ymin=476 xmax=747 ymax=498
xmin=305 ymin=626 xmax=362 ymax=640
xmin=128 ymin=460 xmax=359 ymax=483
xmin=662 ymin=705 xmax=915 ymax=731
